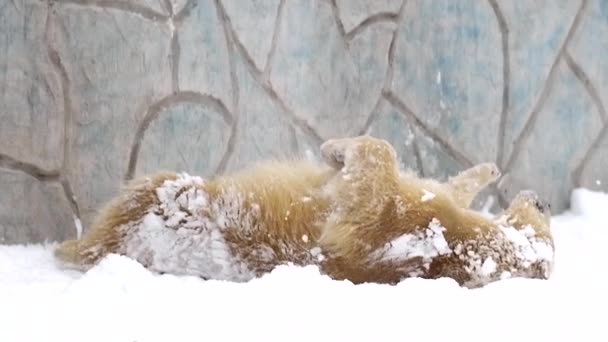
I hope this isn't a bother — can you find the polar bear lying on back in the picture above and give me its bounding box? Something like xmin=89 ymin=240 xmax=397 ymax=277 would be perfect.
xmin=55 ymin=136 xmax=554 ymax=288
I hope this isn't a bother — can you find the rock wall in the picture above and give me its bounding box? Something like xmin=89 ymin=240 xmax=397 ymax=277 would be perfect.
xmin=1 ymin=0 xmax=607 ymax=244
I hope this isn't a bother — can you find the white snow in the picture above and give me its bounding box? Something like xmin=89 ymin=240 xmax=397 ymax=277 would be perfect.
xmin=371 ymin=218 xmax=452 ymax=265
xmin=1 ymin=188 xmax=607 ymax=341
xmin=480 ymin=256 xmax=497 ymax=276
xmin=73 ymin=215 xmax=83 ymax=239
xmin=310 ymin=246 xmax=325 ymax=262
xmin=125 ymin=173 xmax=257 ymax=282
xmin=499 ymin=224 xmax=553 ymax=265
xmin=439 ymin=99 xmax=446 ymax=109
xmin=420 ymin=189 xmax=436 ymax=202
xmin=480 ymin=195 xmax=495 ymax=218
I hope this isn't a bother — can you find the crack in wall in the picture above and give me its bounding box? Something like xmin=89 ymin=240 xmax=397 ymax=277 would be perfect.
xmin=46 ymin=1 xmax=82 ymax=232
xmin=174 ymin=0 xmax=197 ymax=24
xmin=356 ymin=0 xmax=407 ymax=143
xmin=573 ymin=124 xmax=608 ymax=187
xmin=503 ymin=0 xmax=588 ymax=173
xmin=358 ymin=96 xmax=384 ymax=136
xmin=412 ymin=138 xmax=425 ymax=178
xmin=565 ymin=51 xmax=607 ymax=122
xmin=216 ymin=0 xmax=323 ymax=146
xmin=487 ymin=0 xmax=511 ymax=169
xmin=166 ymin=0 xmax=180 ymax=94
xmin=161 ymin=0 xmax=173 ymax=16
xmin=262 ymin=0 xmax=285 ymax=81
xmin=287 ymin=124 xmax=301 ymax=156
xmin=383 ymin=0 xmax=407 ymax=94
xmin=328 ymin=0 xmax=346 ymax=38
xmin=214 ymin=0 xmax=239 ymax=175
xmin=324 ymin=0 xmax=408 ymax=144
xmin=0 ymin=153 xmax=60 ymax=182
xmin=565 ymin=51 xmax=608 ymax=186
xmin=51 ymin=0 xmax=169 ymax=22
xmin=125 ymin=91 xmax=234 ymax=181
xmin=265 ymin=84 xmax=324 ymax=145
xmin=383 ymin=90 xmax=473 ymax=168
xmin=574 ymin=126 xmax=608 ymax=187
xmin=345 ymin=12 xmax=399 ymax=42
xmin=59 ymin=177 xmax=81 ymax=222
xmin=170 ymin=28 xmax=180 ymax=93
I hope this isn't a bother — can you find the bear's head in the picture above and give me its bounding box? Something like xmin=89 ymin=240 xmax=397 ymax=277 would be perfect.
xmin=504 ymin=190 xmax=552 ymax=238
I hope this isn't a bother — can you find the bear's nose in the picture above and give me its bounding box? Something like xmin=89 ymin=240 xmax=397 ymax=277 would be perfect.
xmin=534 ymin=201 xmax=544 ymax=213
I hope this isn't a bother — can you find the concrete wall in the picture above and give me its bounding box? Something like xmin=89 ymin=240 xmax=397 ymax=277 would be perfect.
xmin=1 ymin=0 xmax=607 ymax=244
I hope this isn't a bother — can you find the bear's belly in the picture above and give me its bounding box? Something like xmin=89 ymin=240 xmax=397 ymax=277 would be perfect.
xmin=122 ymin=212 xmax=258 ymax=282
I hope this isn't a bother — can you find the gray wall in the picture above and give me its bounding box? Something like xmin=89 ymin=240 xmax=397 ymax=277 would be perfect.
xmin=1 ymin=0 xmax=607 ymax=244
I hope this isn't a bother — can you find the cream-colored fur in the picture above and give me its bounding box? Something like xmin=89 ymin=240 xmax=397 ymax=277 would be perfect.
xmin=317 ymin=136 xmax=552 ymax=286
xmin=55 ymin=136 xmax=553 ymax=288
xmin=412 ymin=162 xmax=500 ymax=209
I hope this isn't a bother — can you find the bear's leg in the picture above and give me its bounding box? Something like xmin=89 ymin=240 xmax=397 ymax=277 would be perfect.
xmin=318 ymin=136 xmax=431 ymax=279
xmin=318 ymin=136 xmax=401 ymax=249
xmin=319 ymin=136 xmax=400 ymax=206
xmin=495 ymin=190 xmax=554 ymax=280
xmin=320 ymin=136 xmax=398 ymax=176
xmin=54 ymin=171 xmax=178 ymax=269
xmin=500 ymin=190 xmax=552 ymax=234
xmin=322 ymin=137 xmax=499 ymax=209
xmin=446 ymin=162 xmax=500 ymax=208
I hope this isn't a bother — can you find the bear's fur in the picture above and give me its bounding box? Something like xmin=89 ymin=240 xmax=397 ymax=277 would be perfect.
xmin=55 ymin=136 xmax=554 ymax=288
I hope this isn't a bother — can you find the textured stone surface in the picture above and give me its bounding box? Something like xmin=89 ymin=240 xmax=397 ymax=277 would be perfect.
xmin=222 ymin=0 xmax=281 ymax=71
xmin=367 ymin=98 xmax=469 ymax=186
xmin=135 ymin=99 xmax=233 ymax=178
xmin=391 ymin=0 xmax=502 ymax=165
xmin=52 ymin=4 xmax=172 ymax=227
xmin=270 ymin=0 xmax=394 ymax=139
xmin=499 ymin=0 xmax=582 ymax=165
xmin=366 ymin=99 xmax=422 ymax=174
xmin=2 ymin=0 xmax=608 ymax=243
xmin=225 ymin=58 xmax=315 ymax=172
xmin=0 ymin=0 xmax=64 ymax=170
xmin=569 ymin=0 xmax=608 ymax=114
xmin=501 ymin=62 xmax=602 ymax=211
xmin=335 ymin=0 xmax=402 ymax=33
xmin=578 ymin=132 xmax=608 ymax=193
xmin=566 ymin=0 xmax=608 ymax=193
xmin=168 ymin=0 xmax=189 ymax=14
xmin=0 ymin=169 xmax=75 ymax=244
xmin=178 ymin=0 xmax=233 ymax=108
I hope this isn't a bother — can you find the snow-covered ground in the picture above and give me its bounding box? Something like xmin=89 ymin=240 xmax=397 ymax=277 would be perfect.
xmin=1 ymin=189 xmax=607 ymax=342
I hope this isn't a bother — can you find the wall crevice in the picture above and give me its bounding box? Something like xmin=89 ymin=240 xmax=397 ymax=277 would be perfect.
xmin=125 ymin=91 xmax=234 ymax=181
xmin=487 ymin=0 xmax=511 ymax=169
xmin=503 ymin=0 xmax=589 ymax=173
xmin=383 ymin=90 xmax=473 ymax=168
xmin=51 ymin=0 xmax=169 ymax=22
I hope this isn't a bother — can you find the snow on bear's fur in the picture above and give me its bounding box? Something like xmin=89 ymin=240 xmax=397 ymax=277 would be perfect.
xmin=54 ymin=136 xmax=554 ymax=288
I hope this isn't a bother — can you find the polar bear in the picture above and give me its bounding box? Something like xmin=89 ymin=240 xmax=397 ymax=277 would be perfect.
xmin=54 ymin=136 xmax=553 ymax=288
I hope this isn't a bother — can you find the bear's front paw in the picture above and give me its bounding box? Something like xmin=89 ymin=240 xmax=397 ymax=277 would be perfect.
xmin=321 ymin=139 xmax=346 ymax=170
